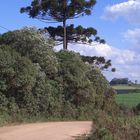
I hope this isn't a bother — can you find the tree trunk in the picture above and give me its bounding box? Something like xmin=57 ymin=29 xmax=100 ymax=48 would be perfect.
xmin=63 ymin=20 xmax=67 ymax=50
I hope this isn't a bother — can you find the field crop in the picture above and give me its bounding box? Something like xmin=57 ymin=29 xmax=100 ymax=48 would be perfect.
xmin=115 ymin=93 xmax=140 ymax=108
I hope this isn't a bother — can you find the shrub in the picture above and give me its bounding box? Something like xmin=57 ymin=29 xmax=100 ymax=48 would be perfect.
xmin=133 ymin=103 xmax=140 ymax=115
xmin=56 ymin=51 xmax=95 ymax=107
xmin=0 ymin=29 xmax=118 ymax=122
xmin=0 ymin=27 xmax=58 ymax=79
xmin=82 ymin=111 xmax=140 ymax=140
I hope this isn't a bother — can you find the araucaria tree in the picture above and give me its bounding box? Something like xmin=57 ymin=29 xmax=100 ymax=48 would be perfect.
xmin=40 ymin=24 xmax=105 ymax=47
xmin=20 ymin=0 xmax=97 ymax=50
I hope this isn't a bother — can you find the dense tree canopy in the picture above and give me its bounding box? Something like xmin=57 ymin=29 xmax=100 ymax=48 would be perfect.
xmin=0 ymin=28 xmax=58 ymax=79
xmin=40 ymin=24 xmax=105 ymax=47
xmin=0 ymin=28 xmax=117 ymax=121
xmin=110 ymin=78 xmax=129 ymax=85
xmin=20 ymin=0 xmax=96 ymax=22
xmin=20 ymin=0 xmax=97 ymax=49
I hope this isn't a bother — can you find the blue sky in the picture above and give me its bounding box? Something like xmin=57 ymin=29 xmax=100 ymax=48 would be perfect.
xmin=0 ymin=0 xmax=140 ymax=82
xmin=0 ymin=0 xmax=128 ymax=48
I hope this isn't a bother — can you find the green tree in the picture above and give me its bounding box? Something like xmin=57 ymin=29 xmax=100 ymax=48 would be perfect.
xmin=56 ymin=50 xmax=95 ymax=107
xmin=40 ymin=24 xmax=105 ymax=46
xmin=20 ymin=0 xmax=96 ymax=50
xmin=0 ymin=27 xmax=58 ymax=79
xmin=0 ymin=45 xmax=57 ymax=116
xmin=81 ymin=55 xmax=116 ymax=72
xmin=86 ymin=67 xmax=117 ymax=112
xmin=0 ymin=45 xmax=37 ymax=114
xmin=0 ymin=29 xmax=117 ymax=120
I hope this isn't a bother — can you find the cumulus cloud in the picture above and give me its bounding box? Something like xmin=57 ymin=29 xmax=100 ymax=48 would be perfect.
xmin=103 ymin=0 xmax=140 ymax=24
xmin=123 ymin=28 xmax=140 ymax=49
xmin=55 ymin=43 xmax=140 ymax=82
xmin=100 ymin=0 xmax=140 ymax=82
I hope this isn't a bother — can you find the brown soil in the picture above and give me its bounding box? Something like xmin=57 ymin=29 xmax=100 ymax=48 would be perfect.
xmin=0 ymin=121 xmax=92 ymax=140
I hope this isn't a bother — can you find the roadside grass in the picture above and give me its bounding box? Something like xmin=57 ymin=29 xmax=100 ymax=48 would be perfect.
xmin=0 ymin=112 xmax=92 ymax=127
xmin=78 ymin=114 xmax=140 ymax=140
xmin=115 ymin=92 xmax=140 ymax=108
xmin=0 ymin=114 xmax=74 ymax=127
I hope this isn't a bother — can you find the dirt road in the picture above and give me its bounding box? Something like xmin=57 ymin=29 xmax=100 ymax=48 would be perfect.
xmin=0 ymin=121 xmax=92 ymax=140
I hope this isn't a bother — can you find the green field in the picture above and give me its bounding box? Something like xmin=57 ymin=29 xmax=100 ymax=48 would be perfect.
xmin=112 ymin=85 xmax=140 ymax=90
xmin=115 ymin=93 xmax=140 ymax=108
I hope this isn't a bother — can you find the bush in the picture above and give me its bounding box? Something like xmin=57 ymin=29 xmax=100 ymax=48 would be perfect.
xmin=133 ymin=103 xmax=140 ymax=115
xmin=82 ymin=111 xmax=140 ymax=140
xmin=56 ymin=50 xmax=95 ymax=106
xmin=0 ymin=28 xmax=118 ymax=123
xmin=0 ymin=27 xmax=58 ymax=79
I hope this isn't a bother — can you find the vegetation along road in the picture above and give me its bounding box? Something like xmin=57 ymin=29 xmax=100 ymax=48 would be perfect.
xmin=0 ymin=121 xmax=92 ymax=140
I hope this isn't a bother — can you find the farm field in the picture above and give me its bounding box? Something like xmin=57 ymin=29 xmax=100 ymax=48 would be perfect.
xmin=115 ymin=93 xmax=140 ymax=108
xmin=112 ymin=84 xmax=140 ymax=107
xmin=112 ymin=84 xmax=140 ymax=90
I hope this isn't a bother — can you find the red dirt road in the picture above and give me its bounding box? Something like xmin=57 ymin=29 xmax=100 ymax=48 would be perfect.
xmin=0 ymin=121 xmax=92 ymax=140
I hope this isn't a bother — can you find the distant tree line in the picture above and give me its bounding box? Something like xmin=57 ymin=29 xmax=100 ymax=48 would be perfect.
xmin=110 ymin=78 xmax=133 ymax=85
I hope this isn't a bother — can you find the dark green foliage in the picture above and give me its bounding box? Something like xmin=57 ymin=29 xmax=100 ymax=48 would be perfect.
xmin=0 ymin=28 xmax=117 ymax=124
xmin=0 ymin=92 xmax=8 ymax=112
xmin=0 ymin=45 xmax=36 ymax=113
xmin=82 ymin=111 xmax=140 ymax=140
xmin=81 ymin=55 xmax=115 ymax=72
xmin=0 ymin=28 xmax=58 ymax=79
xmin=0 ymin=45 xmax=60 ymax=117
xmin=56 ymin=50 xmax=95 ymax=107
xmin=20 ymin=0 xmax=96 ymax=22
xmin=20 ymin=0 xmax=97 ymax=49
xmin=133 ymin=103 xmax=140 ymax=115
xmin=86 ymin=68 xmax=118 ymax=113
xmin=110 ymin=78 xmax=129 ymax=85
xmin=55 ymin=50 xmax=118 ymax=116
xmin=41 ymin=24 xmax=105 ymax=46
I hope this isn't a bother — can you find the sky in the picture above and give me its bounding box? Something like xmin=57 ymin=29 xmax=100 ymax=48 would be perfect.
xmin=0 ymin=0 xmax=140 ymax=82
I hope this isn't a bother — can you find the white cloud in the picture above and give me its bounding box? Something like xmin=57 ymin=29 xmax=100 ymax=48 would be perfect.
xmin=55 ymin=43 xmax=140 ymax=82
xmin=101 ymin=1 xmax=140 ymax=82
xmin=123 ymin=28 xmax=140 ymax=48
xmin=103 ymin=0 xmax=140 ymax=24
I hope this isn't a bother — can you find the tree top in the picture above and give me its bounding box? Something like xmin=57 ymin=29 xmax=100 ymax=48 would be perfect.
xmin=20 ymin=0 xmax=96 ymax=22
